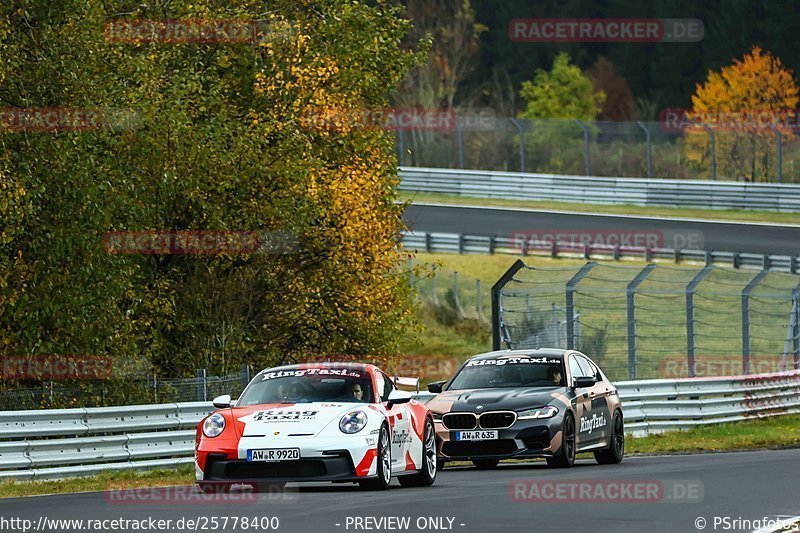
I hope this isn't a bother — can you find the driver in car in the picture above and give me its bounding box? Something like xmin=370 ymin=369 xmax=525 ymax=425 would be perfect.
xmin=547 ymin=365 xmax=563 ymax=386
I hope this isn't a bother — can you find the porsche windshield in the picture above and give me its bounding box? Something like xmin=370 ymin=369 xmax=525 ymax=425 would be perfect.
xmin=447 ymin=358 xmax=565 ymax=390
xmin=238 ymin=369 xmax=373 ymax=405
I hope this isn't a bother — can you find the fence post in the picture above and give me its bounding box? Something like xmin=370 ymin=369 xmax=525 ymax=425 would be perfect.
xmin=491 ymin=260 xmax=527 ymax=350
xmin=794 ymin=286 xmax=800 ymax=369
xmin=196 ymin=368 xmax=207 ymax=402
xmin=771 ymin=125 xmax=783 ymax=183
xmin=741 ymin=270 xmax=768 ymax=374
xmin=686 ymin=266 xmax=714 ymax=377
xmin=566 ymin=262 xmax=596 ymax=349
xmin=453 ymin=271 xmax=461 ymax=311
xmin=575 ymin=119 xmax=590 ymax=176
xmin=476 ymin=279 xmax=482 ymax=318
xmin=701 ymin=124 xmax=716 ymax=180
xmin=510 ymin=118 xmax=526 ymax=172
xmin=398 ymin=129 xmax=405 ymax=166
xmin=456 ymin=118 xmax=465 ymax=169
xmin=637 ymin=121 xmax=653 ymax=179
xmin=627 ymin=264 xmax=656 ymax=380
xmin=240 ymin=364 xmax=251 ymax=391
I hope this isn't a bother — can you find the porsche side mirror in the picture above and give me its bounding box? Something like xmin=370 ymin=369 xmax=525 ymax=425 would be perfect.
xmin=427 ymin=381 xmax=446 ymax=394
xmin=387 ymin=389 xmax=412 ymax=409
xmin=573 ymin=377 xmax=596 ymax=389
xmin=212 ymin=394 xmax=232 ymax=408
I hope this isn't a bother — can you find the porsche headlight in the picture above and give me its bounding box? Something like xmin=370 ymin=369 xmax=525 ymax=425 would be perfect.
xmin=202 ymin=413 xmax=226 ymax=438
xmin=339 ymin=410 xmax=368 ymax=434
xmin=517 ymin=405 xmax=558 ymax=420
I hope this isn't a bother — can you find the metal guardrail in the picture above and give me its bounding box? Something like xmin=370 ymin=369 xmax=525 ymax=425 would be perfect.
xmin=398 ymin=167 xmax=800 ymax=212
xmin=618 ymin=369 xmax=800 ymax=436
xmin=401 ymin=231 xmax=800 ymax=273
xmin=0 ymin=402 xmax=210 ymax=480
xmin=1 ymin=369 xmax=798 ymax=479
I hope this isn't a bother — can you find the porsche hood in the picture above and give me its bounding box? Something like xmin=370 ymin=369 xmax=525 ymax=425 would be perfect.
xmin=233 ymin=402 xmax=366 ymax=437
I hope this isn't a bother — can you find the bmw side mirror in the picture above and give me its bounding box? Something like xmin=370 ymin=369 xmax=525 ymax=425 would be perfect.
xmin=212 ymin=394 xmax=232 ymax=408
xmin=573 ymin=377 xmax=596 ymax=389
xmin=427 ymin=381 xmax=445 ymax=394
xmin=387 ymin=390 xmax=412 ymax=409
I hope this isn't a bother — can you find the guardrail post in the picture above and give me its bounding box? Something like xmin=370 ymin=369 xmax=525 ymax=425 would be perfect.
xmin=492 ymin=259 xmax=527 ymax=350
xmin=196 ymin=369 xmax=207 ymax=402
xmin=627 ymin=264 xmax=656 ymax=380
xmin=637 ymin=121 xmax=653 ymax=178
xmin=566 ymin=262 xmax=597 ymax=350
xmin=742 ymin=270 xmax=768 ymax=374
xmin=489 ymin=235 xmax=496 ymax=255
xmin=701 ymin=124 xmax=716 ymax=180
xmin=425 ymin=232 xmax=432 ymax=253
xmin=575 ymin=119 xmax=590 ymax=176
xmin=510 ymin=118 xmax=526 ymax=172
xmin=686 ymin=266 xmax=714 ymax=377
xmin=458 ymin=234 xmax=465 ymax=254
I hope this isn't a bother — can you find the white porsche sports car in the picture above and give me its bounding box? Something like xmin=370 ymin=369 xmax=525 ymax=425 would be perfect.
xmin=195 ymin=362 xmax=437 ymax=491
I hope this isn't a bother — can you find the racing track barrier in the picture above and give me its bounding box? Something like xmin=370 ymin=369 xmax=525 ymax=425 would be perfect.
xmin=400 ymin=231 xmax=800 ymax=273
xmin=1 ymin=369 xmax=799 ymax=480
xmin=398 ymin=167 xmax=800 ymax=212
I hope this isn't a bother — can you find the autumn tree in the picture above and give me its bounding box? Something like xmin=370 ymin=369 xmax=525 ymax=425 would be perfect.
xmin=518 ymin=53 xmax=605 ymax=173
xmin=684 ymin=46 xmax=799 ymax=182
xmin=0 ymin=0 xmax=421 ymax=395
xmin=588 ymin=57 xmax=635 ymax=122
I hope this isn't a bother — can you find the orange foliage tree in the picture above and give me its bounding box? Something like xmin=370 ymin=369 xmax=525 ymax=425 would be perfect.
xmin=684 ymin=46 xmax=799 ymax=182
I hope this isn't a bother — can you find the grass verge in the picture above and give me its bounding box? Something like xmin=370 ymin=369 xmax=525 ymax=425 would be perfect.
xmin=626 ymin=414 xmax=800 ymax=454
xmin=0 ymin=464 xmax=194 ymax=499
xmin=400 ymin=191 xmax=800 ymax=225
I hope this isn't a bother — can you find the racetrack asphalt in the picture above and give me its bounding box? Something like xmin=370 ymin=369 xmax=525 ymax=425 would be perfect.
xmin=403 ymin=203 xmax=800 ymax=256
xmin=2 ymin=449 xmax=797 ymax=533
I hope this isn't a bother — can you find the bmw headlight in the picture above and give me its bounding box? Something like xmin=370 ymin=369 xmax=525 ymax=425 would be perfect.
xmin=202 ymin=413 xmax=226 ymax=438
xmin=517 ymin=405 xmax=558 ymax=420
xmin=339 ymin=410 xmax=368 ymax=434
xmin=431 ymin=412 xmax=443 ymax=422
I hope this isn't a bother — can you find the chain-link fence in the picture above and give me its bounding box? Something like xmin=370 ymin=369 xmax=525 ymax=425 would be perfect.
xmin=396 ymin=116 xmax=800 ymax=183
xmin=494 ymin=260 xmax=800 ymax=381
xmin=0 ymin=367 xmax=250 ymax=411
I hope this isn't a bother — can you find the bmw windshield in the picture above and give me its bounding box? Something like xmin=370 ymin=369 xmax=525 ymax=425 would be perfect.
xmin=447 ymin=357 xmax=565 ymax=390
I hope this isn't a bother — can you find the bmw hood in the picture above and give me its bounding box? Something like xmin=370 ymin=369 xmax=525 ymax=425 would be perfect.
xmin=233 ymin=402 xmax=367 ymax=437
xmin=427 ymin=387 xmax=568 ymax=414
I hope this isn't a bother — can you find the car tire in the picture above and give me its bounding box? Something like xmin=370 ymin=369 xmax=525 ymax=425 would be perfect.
xmin=359 ymin=424 xmax=392 ymax=490
xmin=471 ymin=459 xmax=500 ymax=470
xmin=547 ymin=413 xmax=576 ymax=468
xmin=594 ymin=410 xmax=624 ymax=465
xmin=398 ymin=418 xmax=437 ymax=487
